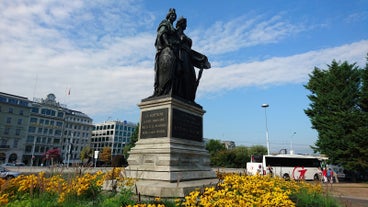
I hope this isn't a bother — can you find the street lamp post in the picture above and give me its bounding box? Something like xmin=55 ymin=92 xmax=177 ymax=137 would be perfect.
xmin=262 ymin=104 xmax=270 ymax=155
xmin=290 ymin=132 xmax=296 ymax=154
xmin=94 ymin=150 xmax=99 ymax=168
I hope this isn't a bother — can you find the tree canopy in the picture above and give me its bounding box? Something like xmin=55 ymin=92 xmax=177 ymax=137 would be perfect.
xmin=99 ymin=147 xmax=111 ymax=165
xmin=304 ymin=57 xmax=368 ymax=173
xmin=205 ymin=139 xmax=226 ymax=156
xmin=80 ymin=146 xmax=92 ymax=160
xmin=205 ymin=139 xmax=267 ymax=168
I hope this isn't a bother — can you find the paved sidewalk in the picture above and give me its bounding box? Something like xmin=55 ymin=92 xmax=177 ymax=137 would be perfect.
xmin=324 ymin=183 xmax=368 ymax=207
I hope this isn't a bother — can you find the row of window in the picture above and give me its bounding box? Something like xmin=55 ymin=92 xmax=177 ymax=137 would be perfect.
xmin=64 ymin=130 xmax=90 ymax=138
xmin=32 ymin=107 xmax=64 ymax=118
xmin=65 ymin=116 xmax=91 ymax=124
xmin=26 ymin=136 xmax=61 ymax=145
xmin=0 ymin=96 xmax=29 ymax=107
xmin=0 ymin=138 xmax=19 ymax=148
xmin=2 ymin=127 xmax=22 ymax=136
xmin=25 ymin=147 xmax=82 ymax=160
xmin=25 ymin=145 xmax=67 ymax=154
xmin=29 ymin=117 xmax=91 ymax=132
xmin=24 ymin=137 xmax=87 ymax=156
xmin=90 ymin=137 xmax=130 ymax=143
xmin=61 ymin=144 xmax=82 ymax=157
xmin=30 ymin=117 xmax=63 ymax=127
xmin=28 ymin=126 xmax=63 ymax=136
xmin=0 ymin=106 xmax=26 ymax=115
xmin=92 ymin=145 xmax=125 ymax=154
xmin=28 ymin=127 xmax=92 ymax=138
xmin=93 ymin=125 xmax=135 ymax=131
xmin=92 ymin=142 xmax=126 ymax=149
xmin=65 ymin=123 xmax=90 ymax=131
xmin=62 ymin=137 xmax=89 ymax=145
xmin=4 ymin=117 xmax=23 ymax=125
xmin=92 ymin=130 xmax=132 ymax=137
xmin=4 ymin=108 xmax=91 ymax=128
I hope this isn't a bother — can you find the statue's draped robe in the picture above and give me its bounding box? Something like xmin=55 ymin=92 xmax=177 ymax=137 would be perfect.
xmin=152 ymin=19 xmax=211 ymax=102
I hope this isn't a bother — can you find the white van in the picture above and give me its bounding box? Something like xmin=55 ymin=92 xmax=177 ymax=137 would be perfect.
xmin=246 ymin=162 xmax=264 ymax=175
xmin=328 ymin=164 xmax=345 ymax=180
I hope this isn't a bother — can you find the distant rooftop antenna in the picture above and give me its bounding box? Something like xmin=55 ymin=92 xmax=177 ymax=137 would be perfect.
xmin=32 ymin=74 xmax=38 ymax=99
xmin=106 ymin=116 xmax=112 ymax=122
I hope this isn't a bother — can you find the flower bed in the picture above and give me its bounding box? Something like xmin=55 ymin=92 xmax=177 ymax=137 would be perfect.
xmin=0 ymin=169 xmax=339 ymax=207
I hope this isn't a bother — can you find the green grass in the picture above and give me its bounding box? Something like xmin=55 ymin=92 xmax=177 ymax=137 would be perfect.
xmin=291 ymin=188 xmax=342 ymax=207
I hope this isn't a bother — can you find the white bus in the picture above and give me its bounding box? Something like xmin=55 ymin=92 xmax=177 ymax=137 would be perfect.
xmin=262 ymin=154 xmax=322 ymax=180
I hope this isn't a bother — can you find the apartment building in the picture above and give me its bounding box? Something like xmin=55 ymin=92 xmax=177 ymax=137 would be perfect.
xmin=62 ymin=109 xmax=93 ymax=166
xmin=24 ymin=93 xmax=93 ymax=166
xmin=0 ymin=92 xmax=31 ymax=164
xmin=91 ymin=121 xmax=137 ymax=156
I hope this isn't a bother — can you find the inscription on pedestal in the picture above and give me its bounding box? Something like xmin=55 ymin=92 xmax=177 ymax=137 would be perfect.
xmin=172 ymin=108 xmax=202 ymax=141
xmin=141 ymin=108 xmax=168 ymax=138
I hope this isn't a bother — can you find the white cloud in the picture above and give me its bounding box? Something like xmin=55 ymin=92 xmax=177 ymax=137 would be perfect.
xmin=192 ymin=14 xmax=306 ymax=55
xmin=344 ymin=11 xmax=368 ymax=23
xmin=198 ymin=40 xmax=368 ymax=96
xmin=0 ymin=1 xmax=367 ymax=121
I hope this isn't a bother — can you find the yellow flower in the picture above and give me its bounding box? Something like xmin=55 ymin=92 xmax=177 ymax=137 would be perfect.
xmin=0 ymin=193 xmax=9 ymax=205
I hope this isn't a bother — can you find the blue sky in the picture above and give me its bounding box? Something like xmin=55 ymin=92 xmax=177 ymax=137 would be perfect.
xmin=1 ymin=0 xmax=367 ymax=154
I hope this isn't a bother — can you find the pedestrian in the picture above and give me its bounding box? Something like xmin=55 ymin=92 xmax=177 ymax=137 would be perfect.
xmin=327 ymin=168 xmax=334 ymax=183
xmin=322 ymin=167 xmax=328 ymax=183
xmin=256 ymin=164 xmax=263 ymax=175
xmin=333 ymin=169 xmax=339 ymax=183
xmin=267 ymin=165 xmax=273 ymax=177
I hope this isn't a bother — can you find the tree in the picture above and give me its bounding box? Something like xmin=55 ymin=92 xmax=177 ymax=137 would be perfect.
xmin=305 ymin=59 xmax=368 ymax=174
xmin=111 ymin=154 xmax=127 ymax=167
xmin=99 ymin=147 xmax=111 ymax=166
xmin=248 ymin=145 xmax=267 ymax=158
xmin=359 ymin=55 xmax=368 ymax=112
xmin=206 ymin=139 xmax=226 ymax=166
xmin=80 ymin=146 xmax=93 ymax=166
xmin=232 ymin=146 xmax=249 ymax=168
xmin=205 ymin=141 xmax=265 ymax=168
xmin=43 ymin=148 xmax=62 ymax=166
xmin=123 ymin=124 xmax=139 ymax=160
xmin=205 ymin=139 xmax=226 ymax=156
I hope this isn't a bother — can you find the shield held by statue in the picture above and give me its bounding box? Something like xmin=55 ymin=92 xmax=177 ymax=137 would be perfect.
xmin=190 ymin=49 xmax=211 ymax=69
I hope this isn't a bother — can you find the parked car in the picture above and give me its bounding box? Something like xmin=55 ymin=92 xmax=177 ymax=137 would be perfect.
xmin=15 ymin=163 xmax=25 ymax=166
xmin=328 ymin=164 xmax=346 ymax=180
xmin=0 ymin=167 xmax=21 ymax=179
xmin=1 ymin=163 xmax=15 ymax=167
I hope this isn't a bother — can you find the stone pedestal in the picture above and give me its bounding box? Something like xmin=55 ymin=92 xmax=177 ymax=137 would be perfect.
xmin=125 ymin=97 xmax=217 ymax=197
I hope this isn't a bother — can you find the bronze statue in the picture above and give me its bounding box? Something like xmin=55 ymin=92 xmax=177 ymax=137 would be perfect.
xmin=151 ymin=8 xmax=210 ymax=102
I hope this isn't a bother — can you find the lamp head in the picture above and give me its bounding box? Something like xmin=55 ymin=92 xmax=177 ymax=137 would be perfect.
xmin=261 ymin=104 xmax=269 ymax=108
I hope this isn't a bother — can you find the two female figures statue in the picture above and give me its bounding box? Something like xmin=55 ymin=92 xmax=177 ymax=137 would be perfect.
xmin=152 ymin=8 xmax=211 ymax=102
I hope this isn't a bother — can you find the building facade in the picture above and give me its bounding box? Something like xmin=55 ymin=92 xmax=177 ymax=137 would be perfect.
xmin=223 ymin=141 xmax=236 ymax=150
xmin=1 ymin=92 xmax=140 ymax=166
xmin=23 ymin=93 xmax=93 ymax=166
xmin=0 ymin=92 xmax=93 ymax=166
xmin=91 ymin=121 xmax=137 ymax=157
xmin=0 ymin=92 xmax=31 ymax=164
xmin=62 ymin=109 xmax=93 ymax=166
